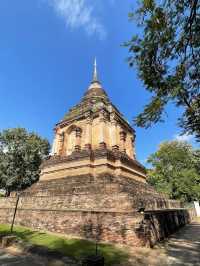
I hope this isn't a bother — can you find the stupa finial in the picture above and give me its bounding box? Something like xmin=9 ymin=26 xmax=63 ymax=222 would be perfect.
xmin=92 ymin=57 xmax=99 ymax=83
xmin=88 ymin=58 xmax=102 ymax=90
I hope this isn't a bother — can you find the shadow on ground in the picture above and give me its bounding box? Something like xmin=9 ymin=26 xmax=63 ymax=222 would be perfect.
xmin=1 ymin=221 xmax=200 ymax=266
xmin=164 ymin=222 xmax=200 ymax=266
xmin=0 ymin=248 xmax=48 ymax=266
xmin=0 ymin=224 xmax=129 ymax=266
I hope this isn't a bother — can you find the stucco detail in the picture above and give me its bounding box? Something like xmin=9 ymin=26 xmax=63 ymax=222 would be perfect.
xmin=47 ymin=78 xmax=143 ymax=182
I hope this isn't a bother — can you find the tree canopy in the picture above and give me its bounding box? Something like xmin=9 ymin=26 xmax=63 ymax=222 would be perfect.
xmin=0 ymin=128 xmax=50 ymax=195
xmin=126 ymin=0 xmax=200 ymax=141
xmin=147 ymin=140 xmax=200 ymax=202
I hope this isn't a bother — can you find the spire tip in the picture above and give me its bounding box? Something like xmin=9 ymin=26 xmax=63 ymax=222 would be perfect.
xmin=92 ymin=57 xmax=99 ymax=83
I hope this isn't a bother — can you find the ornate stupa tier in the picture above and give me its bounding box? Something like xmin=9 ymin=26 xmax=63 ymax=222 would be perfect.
xmin=41 ymin=60 xmax=146 ymax=182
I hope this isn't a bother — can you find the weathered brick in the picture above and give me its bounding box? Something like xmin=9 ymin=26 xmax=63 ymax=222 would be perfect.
xmin=0 ymin=175 xmax=195 ymax=247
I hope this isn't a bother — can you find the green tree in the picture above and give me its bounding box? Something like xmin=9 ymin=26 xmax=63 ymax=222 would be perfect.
xmin=0 ymin=128 xmax=50 ymax=195
xmin=125 ymin=0 xmax=200 ymax=141
xmin=147 ymin=141 xmax=200 ymax=201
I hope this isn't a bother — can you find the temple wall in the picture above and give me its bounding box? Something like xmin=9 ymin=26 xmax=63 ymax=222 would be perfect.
xmin=0 ymin=208 xmax=145 ymax=246
xmin=0 ymin=202 xmax=195 ymax=247
xmin=0 ymin=175 xmax=195 ymax=247
xmin=142 ymin=208 xmax=197 ymax=247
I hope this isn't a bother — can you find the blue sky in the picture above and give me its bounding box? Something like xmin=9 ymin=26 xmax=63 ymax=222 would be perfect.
xmin=0 ymin=0 xmax=197 ymax=165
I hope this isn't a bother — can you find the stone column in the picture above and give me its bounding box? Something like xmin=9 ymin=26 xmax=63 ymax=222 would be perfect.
xmin=85 ymin=112 xmax=92 ymax=150
xmin=99 ymin=110 xmax=107 ymax=149
xmin=110 ymin=113 xmax=119 ymax=152
xmin=120 ymin=131 xmax=127 ymax=153
xmin=75 ymin=128 xmax=82 ymax=152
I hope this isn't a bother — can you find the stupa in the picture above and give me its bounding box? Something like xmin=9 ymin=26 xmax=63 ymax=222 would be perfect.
xmin=41 ymin=59 xmax=146 ymax=183
xmin=0 ymin=60 xmax=187 ymax=248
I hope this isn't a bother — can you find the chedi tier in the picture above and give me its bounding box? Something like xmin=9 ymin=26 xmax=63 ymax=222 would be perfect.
xmin=41 ymin=60 xmax=146 ymax=182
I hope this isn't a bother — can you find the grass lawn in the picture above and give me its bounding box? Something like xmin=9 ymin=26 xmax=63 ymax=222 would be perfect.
xmin=0 ymin=224 xmax=129 ymax=265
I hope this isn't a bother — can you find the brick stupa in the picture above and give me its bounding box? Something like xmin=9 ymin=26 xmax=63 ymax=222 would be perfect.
xmin=41 ymin=59 xmax=146 ymax=183
xmin=0 ymin=60 xmax=186 ymax=248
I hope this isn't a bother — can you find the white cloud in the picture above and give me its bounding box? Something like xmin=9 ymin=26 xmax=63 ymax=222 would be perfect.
xmin=47 ymin=0 xmax=106 ymax=39
xmin=174 ymin=133 xmax=194 ymax=142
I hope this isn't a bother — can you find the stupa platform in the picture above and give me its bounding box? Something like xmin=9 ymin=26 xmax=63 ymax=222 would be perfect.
xmin=40 ymin=148 xmax=146 ymax=182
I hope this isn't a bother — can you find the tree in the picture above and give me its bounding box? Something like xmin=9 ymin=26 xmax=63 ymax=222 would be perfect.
xmin=125 ymin=0 xmax=200 ymax=141
xmin=0 ymin=128 xmax=50 ymax=195
xmin=147 ymin=140 xmax=200 ymax=201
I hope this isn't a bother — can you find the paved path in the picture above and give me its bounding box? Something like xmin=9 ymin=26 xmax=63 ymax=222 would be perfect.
xmin=163 ymin=220 xmax=200 ymax=266
xmin=123 ymin=218 xmax=200 ymax=266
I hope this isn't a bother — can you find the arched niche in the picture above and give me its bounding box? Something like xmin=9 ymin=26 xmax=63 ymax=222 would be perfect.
xmin=65 ymin=125 xmax=82 ymax=155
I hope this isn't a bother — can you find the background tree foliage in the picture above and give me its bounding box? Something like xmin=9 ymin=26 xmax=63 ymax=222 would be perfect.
xmin=147 ymin=141 xmax=200 ymax=201
xmin=126 ymin=0 xmax=200 ymax=141
xmin=0 ymin=128 xmax=50 ymax=195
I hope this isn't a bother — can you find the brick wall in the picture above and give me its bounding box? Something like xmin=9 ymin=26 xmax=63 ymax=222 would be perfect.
xmin=138 ymin=208 xmax=197 ymax=247
xmin=0 ymin=175 xmax=194 ymax=247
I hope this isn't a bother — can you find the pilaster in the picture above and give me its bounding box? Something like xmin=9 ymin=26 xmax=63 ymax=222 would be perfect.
xmin=58 ymin=132 xmax=65 ymax=155
xmin=99 ymin=109 xmax=107 ymax=149
xmin=120 ymin=130 xmax=127 ymax=153
xmin=84 ymin=112 xmax=93 ymax=150
xmin=74 ymin=127 xmax=82 ymax=151
xmin=110 ymin=113 xmax=119 ymax=152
